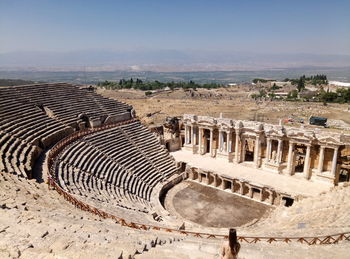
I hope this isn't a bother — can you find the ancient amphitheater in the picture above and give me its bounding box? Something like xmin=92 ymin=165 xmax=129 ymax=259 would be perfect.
xmin=1 ymin=83 xmax=350 ymax=259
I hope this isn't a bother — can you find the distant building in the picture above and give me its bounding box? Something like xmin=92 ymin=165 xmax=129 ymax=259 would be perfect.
xmin=329 ymin=81 xmax=350 ymax=87
xmin=273 ymin=92 xmax=289 ymax=98
xmin=270 ymin=81 xmax=292 ymax=87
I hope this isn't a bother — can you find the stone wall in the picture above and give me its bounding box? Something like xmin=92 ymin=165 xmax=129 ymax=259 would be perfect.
xmin=182 ymin=164 xmax=295 ymax=207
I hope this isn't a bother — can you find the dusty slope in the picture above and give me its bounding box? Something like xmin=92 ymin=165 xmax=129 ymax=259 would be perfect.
xmin=0 ymin=173 xmax=181 ymax=259
xmin=98 ymin=88 xmax=350 ymax=130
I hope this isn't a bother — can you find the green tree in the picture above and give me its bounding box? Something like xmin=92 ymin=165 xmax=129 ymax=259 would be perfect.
xmin=297 ymin=77 xmax=305 ymax=92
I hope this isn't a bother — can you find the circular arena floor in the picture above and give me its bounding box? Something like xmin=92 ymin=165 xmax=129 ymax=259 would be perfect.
xmin=166 ymin=181 xmax=271 ymax=228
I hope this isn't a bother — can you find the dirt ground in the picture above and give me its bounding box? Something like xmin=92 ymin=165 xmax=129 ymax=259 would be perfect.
xmin=168 ymin=181 xmax=270 ymax=228
xmin=97 ymin=87 xmax=350 ymax=130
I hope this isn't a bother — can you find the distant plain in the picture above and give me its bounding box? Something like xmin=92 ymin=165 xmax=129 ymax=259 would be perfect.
xmin=1 ymin=67 xmax=349 ymax=85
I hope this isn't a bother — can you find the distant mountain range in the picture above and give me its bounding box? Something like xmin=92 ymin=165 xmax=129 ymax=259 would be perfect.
xmin=0 ymin=50 xmax=350 ymax=72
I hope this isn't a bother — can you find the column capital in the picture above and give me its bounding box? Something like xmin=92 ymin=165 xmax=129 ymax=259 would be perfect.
xmin=319 ymin=145 xmax=326 ymax=151
xmin=289 ymin=139 xmax=296 ymax=145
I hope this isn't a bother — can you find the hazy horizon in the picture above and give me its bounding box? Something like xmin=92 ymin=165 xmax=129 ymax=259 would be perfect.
xmin=1 ymin=49 xmax=350 ymax=72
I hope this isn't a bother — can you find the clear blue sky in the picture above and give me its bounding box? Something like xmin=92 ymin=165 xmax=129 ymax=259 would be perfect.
xmin=1 ymin=0 xmax=349 ymax=54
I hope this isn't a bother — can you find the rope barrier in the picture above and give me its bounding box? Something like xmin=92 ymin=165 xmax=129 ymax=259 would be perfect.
xmin=46 ymin=120 xmax=350 ymax=246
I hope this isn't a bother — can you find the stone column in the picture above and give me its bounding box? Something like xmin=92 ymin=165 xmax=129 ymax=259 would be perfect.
xmin=248 ymin=186 xmax=253 ymax=198
xmin=205 ymin=173 xmax=209 ymax=185
xmin=260 ymin=188 xmax=264 ymax=201
xmin=191 ymin=126 xmax=196 ymax=154
xmin=317 ymin=146 xmax=325 ymax=173
xmin=303 ymin=144 xmax=311 ymax=179
xmin=254 ymin=135 xmax=261 ymax=168
xmin=276 ymin=139 xmax=283 ymax=164
xmin=209 ymin=128 xmax=213 ymax=156
xmin=227 ymin=131 xmax=232 ymax=153
xmin=213 ymin=174 xmax=217 ymax=187
xmin=184 ymin=125 xmax=188 ymax=144
xmin=220 ymin=177 xmax=225 ymax=190
xmin=223 ymin=132 xmax=227 ymax=152
xmin=266 ymin=138 xmax=272 ymax=163
xmin=268 ymin=191 xmax=275 ymax=205
xmin=190 ymin=125 xmax=193 ymax=145
xmin=241 ymin=137 xmax=246 ymax=162
xmin=235 ymin=130 xmax=240 ymax=163
xmin=219 ymin=130 xmax=223 ymax=152
xmin=331 ymin=147 xmax=339 ymax=176
xmin=188 ymin=125 xmax=191 ymax=144
xmin=192 ymin=126 xmax=196 ymax=146
xmin=239 ymin=182 xmax=245 ymax=195
xmin=287 ymin=142 xmax=295 ymax=175
xmin=198 ymin=127 xmax=203 ymax=155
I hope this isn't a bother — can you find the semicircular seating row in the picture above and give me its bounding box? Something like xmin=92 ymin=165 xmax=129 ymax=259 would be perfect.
xmin=54 ymin=120 xmax=178 ymax=221
xmin=0 ymin=84 xmax=132 ymax=178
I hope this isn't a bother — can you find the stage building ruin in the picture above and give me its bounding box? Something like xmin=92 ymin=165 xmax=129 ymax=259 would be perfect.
xmin=181 ymin=114 xmax=350 ymax=186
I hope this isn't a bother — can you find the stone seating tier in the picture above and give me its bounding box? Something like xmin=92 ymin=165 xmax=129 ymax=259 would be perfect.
xmin=243 ymin=185 xmax=350 ymax=236
xmin=0 ymin=172 xmax=187 ymax=259
xmin=0 ymin=83 xmax=133 ymax=178
xmin=54 ymin=120 xmax=178 ymax=222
